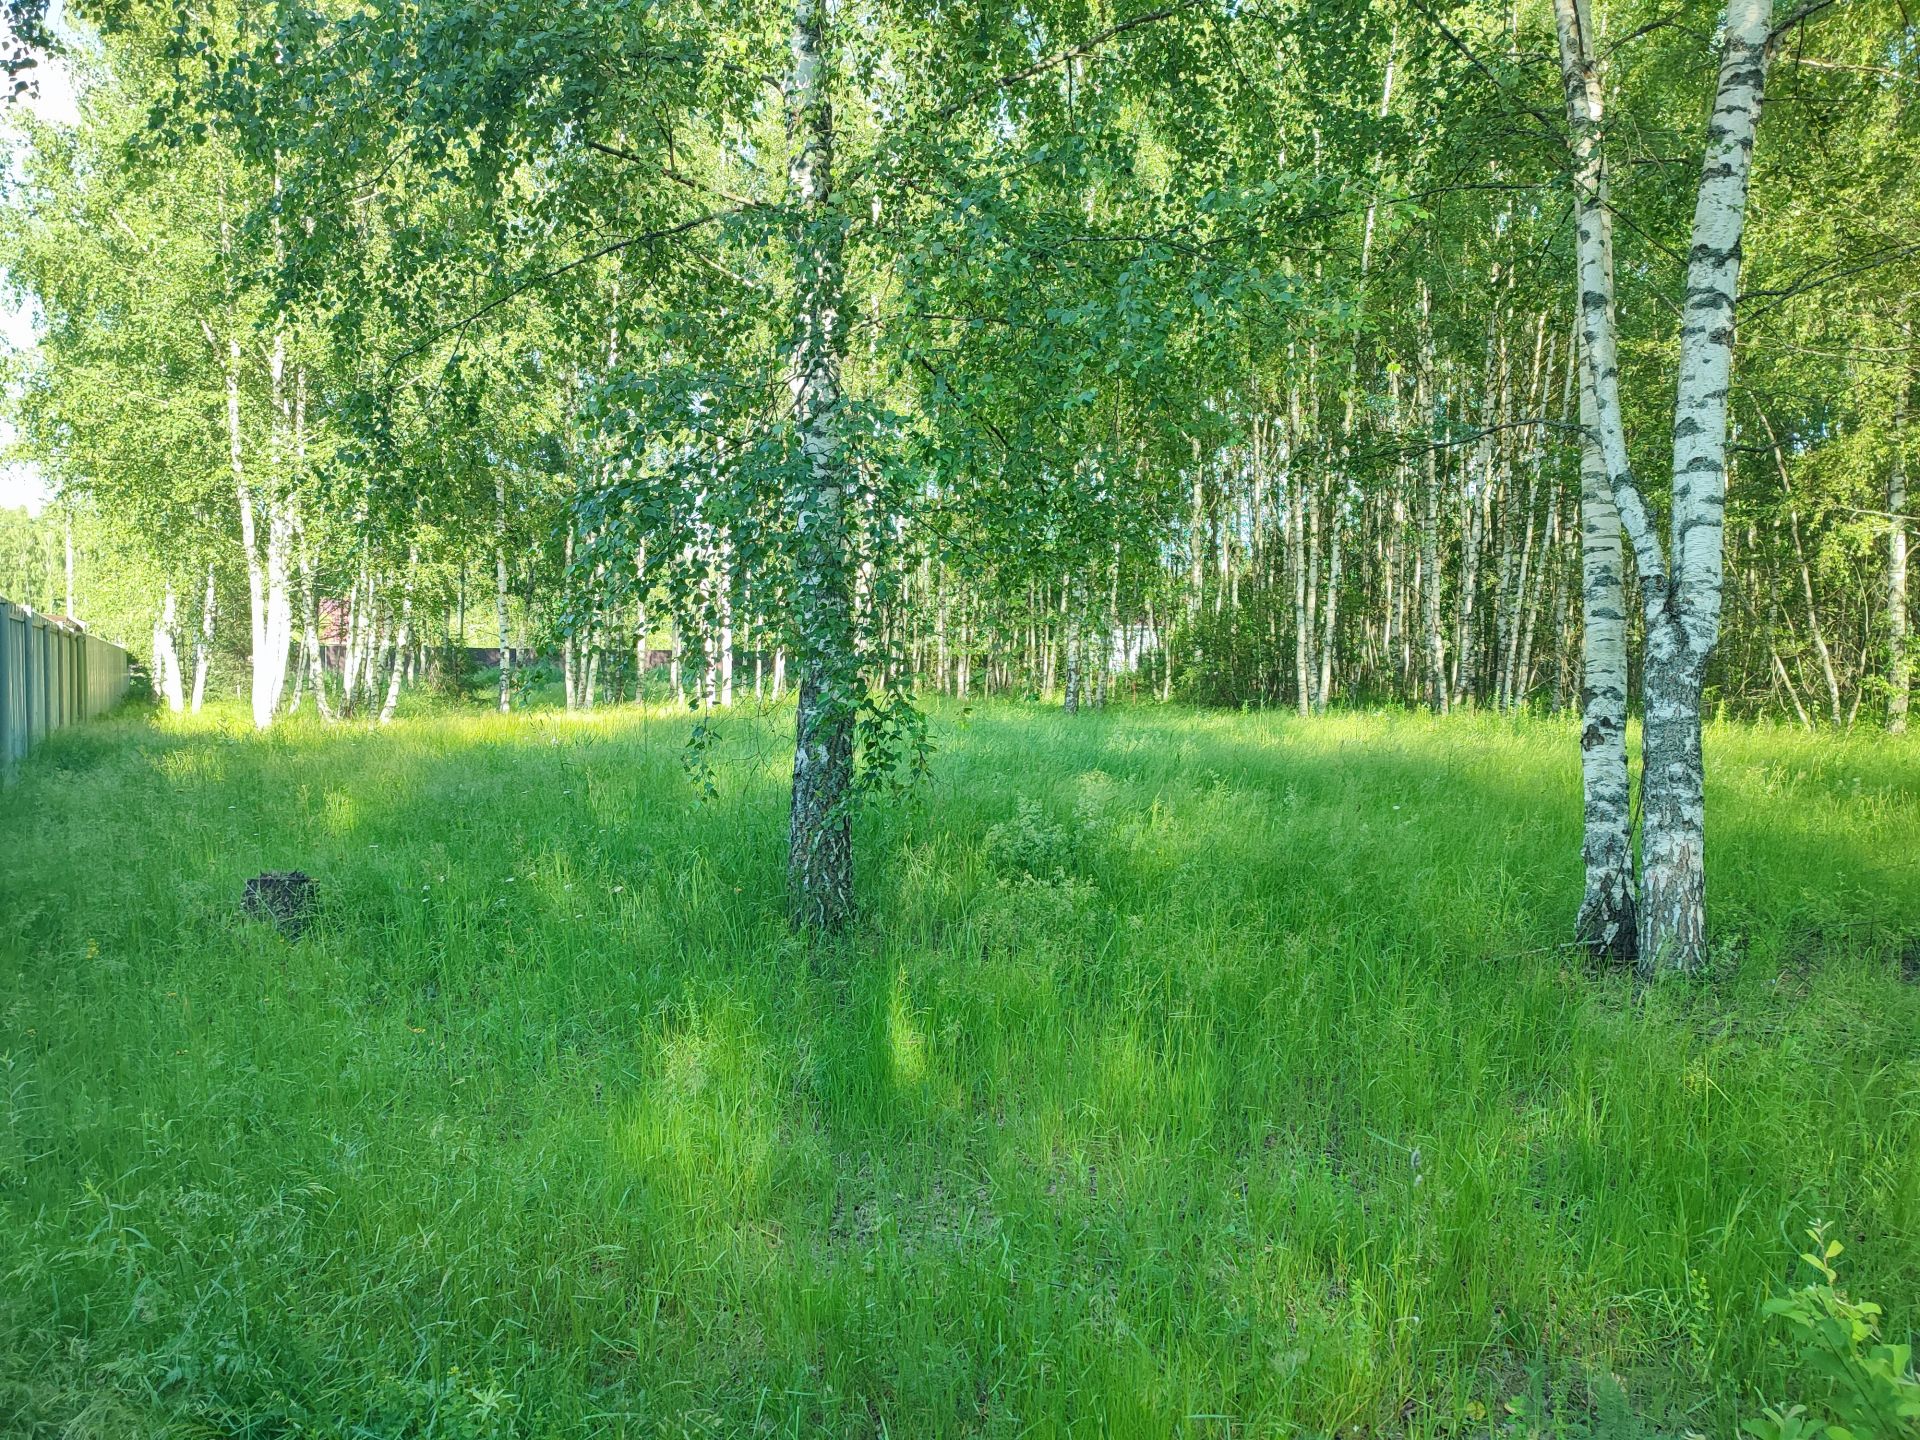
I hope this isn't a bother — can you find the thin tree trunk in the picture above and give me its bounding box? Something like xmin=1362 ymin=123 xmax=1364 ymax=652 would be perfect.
xmin=378 ymin=539 xmax=418 ymax=725
xmin=1889 ymin=380 xmax=1909 ymax=732
xmin=296 ymin=521 xmax=335 ymax=722
xmin=635 ymin=539 xmax=650 ymax=706
xmin=495 ymin=471 xmax=512 ymax=713
xmin=1316 ymin=503 xmax=1341 ymax=713
xmin=1064 ymin=583 xmax=1082 ymax=715
xmin=1760 ymin=414 xmax=1842 ymax=725
xmin=227 ymin=333 xmax=286 ymax=730
xmin=1419 ymin=347 xmax=1448 ymax=713
xmin=191 ymin=561 xmax=215 ymax=714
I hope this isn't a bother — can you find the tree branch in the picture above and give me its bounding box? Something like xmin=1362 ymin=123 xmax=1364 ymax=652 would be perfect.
xmin=930 ymin=0 xmax=1208 ymax=124
xmin=386 ymin=211 xmax=738 ymax=368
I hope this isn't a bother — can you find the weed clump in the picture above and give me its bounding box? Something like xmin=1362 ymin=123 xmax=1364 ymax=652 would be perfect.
xmin=982 ymin=797 xmax=1076 ymax=881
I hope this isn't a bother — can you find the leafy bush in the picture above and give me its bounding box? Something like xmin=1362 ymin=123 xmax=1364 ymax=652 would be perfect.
xmin=428 ymin=642 xmax=479 ymax=701
xmin=982 ymin=797 xmax=1075 ymax=880
xmin=1745 ymin=1225 xmax=1920 ymax=1440
xmin=1166 ymin=588 xmax=1295 ymax=709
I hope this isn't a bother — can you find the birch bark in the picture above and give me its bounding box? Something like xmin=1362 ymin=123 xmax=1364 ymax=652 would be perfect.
xmin=1575 ymin=335 xmax=1635 ymax=962
xmin=1890 ymin=381 xmax=1909 ymax=733
xmin=154 ymin=582 xmax=185 ymax=712
xmin=378 ymin=538 xmax=418 ymax=725
xmin=224 ymin=334 xmax=277 ymax=731
xmin=191 ymin=562 xmax=215 ymax=714
xmin=495 ymin=471 xmax=512 ymax=714
xmin=1557 ymin=0 xmax=1775 ymax=970
xmin=1636 ymin=0 xmax=1773 ymax=968
xmin=783 ymin=0 xmax=857 ymax=930
xmin=1418 ymin=290 xmax=1448 ymax=713
xmin=296 ymin=517 xmax=335 ymax=722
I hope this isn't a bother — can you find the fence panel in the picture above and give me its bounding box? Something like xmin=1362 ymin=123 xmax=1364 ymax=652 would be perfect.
xmin=0 ymin=600 xmax=133 ymax=777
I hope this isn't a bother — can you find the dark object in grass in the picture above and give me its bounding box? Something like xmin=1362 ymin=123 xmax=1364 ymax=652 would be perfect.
xmin=242 ymin=871 xmax=318 ymax=939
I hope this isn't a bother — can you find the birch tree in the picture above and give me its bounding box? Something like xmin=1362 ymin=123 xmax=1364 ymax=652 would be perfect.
xmin=782 ymin=0 xmax=857 ymax=928
xmin=1558 ymin=0 xmax=1778 ymax=970
xmin=1892 ymin=380 xmax=1911 ymax=733
xmin=1574 ymin=334 xmax=1634 ymax=960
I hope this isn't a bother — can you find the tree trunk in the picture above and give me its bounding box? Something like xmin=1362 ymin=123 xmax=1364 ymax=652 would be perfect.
xmin=296 ymin=525 xmax=335 ymax=722
xmin=228 ymin=334 xmax=289 ymax=730
xmin=1289 ymin=423 xmax=1311 ymax=714
xmin=1574 ymin=335 xmax=1635 ymax=963
xmin=495 ymin=471 xmax=512 ymax=714
xmin=1316 ymin=501 xmax=1341 ymax=713
xmin=1636 ymin=0 xmax=1773 ymax=971
xmin=1421 ymin=397 xmax=1448 ymax=712
xmin=191 ymin=561 xmax=215 ymax=714
xmin=1558 ymin=0 xmax=1773 ymax=972
xmin=154 ymin=582 xmax=185 ymax=712
xmin=1453 ymin=444 xmax=1485 ymax=706
xmin=1761 ymin=414 xmax=1842 ymax=725
xmin=783 ymin=0 xmax=857 ymax=931
xmin=635 ymin=539 xmax=650 ymax=706
xmin=1890 ymin=381 xmax=1910 ymax=733
xmin=378 ymin=539 xmax=418 ymax=725
xmin=1063 ymin=575 xmax=1082 ymax=713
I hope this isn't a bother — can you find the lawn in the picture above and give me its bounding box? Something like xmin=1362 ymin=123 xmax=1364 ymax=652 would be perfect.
xmin=2 ymin=701 xmax=1917 ymax=1437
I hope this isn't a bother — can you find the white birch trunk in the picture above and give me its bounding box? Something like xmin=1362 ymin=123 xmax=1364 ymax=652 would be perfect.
xmin=1558 ymin=0 xmax=1774 ymax=971
xmin=1575 ymin=333 xmax=1635 ymax=961
xmin=1418 ymin=292 xmax=1449 ymax=713
xmin=1063 ymin=578 xmax=1082 ymax=715
xmin=227 ymin=336 xmax=275 ymax=731
xmin=1637 ymin=0 xmax=1773 ymax=969
xmin=378 ymin=539 xmax=418 ymax=725
xmin=154 ymin=582 xmax=185 ymax=713
xmin=1316 ymin=502 xmax=1341 ymax=713
xmin=191 ymin=562 xmax=215 ymax=714
xmin=783 ymin=0 xmax=857 ymax=929
xmin=1889 ymin=382 xmax=1909 ymax=733
xmin=495 ymin=472 xmax=512 ymax=713
xmin=297 ymin=540 xmax=334 ymax=723
xmin=264 ymin=496 xmax=294 ymax=719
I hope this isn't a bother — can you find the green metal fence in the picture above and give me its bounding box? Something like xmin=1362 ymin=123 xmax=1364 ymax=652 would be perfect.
xmin=1 ymin=599 xmax=133 ymax=777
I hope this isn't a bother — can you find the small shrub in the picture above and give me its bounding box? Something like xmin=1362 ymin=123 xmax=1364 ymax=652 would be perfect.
xmin=1744 ymin=1225 xmax=1920 ymax=1440
xmin=982 ymin=797 xmax=1075 ymax=880
xmin=429 ymin=643 xmax=480 ymax=701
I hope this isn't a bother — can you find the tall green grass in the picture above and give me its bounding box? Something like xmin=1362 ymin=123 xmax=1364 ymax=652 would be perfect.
xmin=2 ymin=701 xmax=1916 ymax=1436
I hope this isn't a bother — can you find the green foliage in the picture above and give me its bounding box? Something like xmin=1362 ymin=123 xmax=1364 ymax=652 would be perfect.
xmin=1745 ymin=1226 xmax=1920 ymax=1440
xmin=1168 ymin=588 xmax=1296 ymax=709
xmin=981 ymin=795 xmax=1077 ymax=880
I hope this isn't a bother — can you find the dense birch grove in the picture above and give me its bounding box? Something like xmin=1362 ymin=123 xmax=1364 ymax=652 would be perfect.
xmin=3 ymin=0 xmax=1914 ymax=941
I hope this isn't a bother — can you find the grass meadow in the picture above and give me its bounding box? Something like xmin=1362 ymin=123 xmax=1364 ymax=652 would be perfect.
xmin=2 ymin=700 xmax=1917 ymax=1437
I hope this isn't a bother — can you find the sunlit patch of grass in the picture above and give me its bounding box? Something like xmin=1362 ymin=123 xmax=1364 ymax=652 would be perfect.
xmin=1 ymin=699 xmax=1916 ymax=1436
